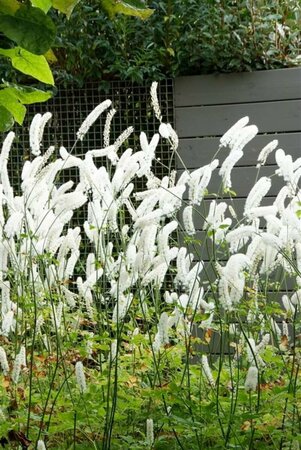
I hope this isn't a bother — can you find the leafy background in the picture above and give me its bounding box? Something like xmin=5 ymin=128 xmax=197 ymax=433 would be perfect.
xmin=53 ymin=0 xmax=301 ymax=88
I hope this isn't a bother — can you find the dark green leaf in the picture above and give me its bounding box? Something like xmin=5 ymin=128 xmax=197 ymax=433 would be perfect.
xmin=0 ymin=5 xmax=56 ymax=55
xmin=0 ymin=106 xmax=14 ymax=132
xmin=0 ymin=0 xmax=19 ymax=15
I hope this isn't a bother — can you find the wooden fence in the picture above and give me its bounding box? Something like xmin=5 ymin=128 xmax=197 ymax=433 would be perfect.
xmin=174 ymin=68 xmax=301 ymax=353
xmin=175 ymin=67 xmax=301 ymax=231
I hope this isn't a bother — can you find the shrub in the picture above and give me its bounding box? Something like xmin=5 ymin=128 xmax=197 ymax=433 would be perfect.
xmin=52 ymin=0 xmax=301 ymax=87
xmin=0 ymin=84 xmax=300 ymax=449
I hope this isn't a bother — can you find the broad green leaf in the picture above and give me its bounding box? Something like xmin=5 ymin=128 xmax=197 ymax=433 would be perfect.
xmin=101 ymin=0 xmax=154 ymax=20
xmin=0 ymin=5 xmax=56 ymax=55
xmin=0 ymin=0 xmax=20 ymax=14
xmin=30 ymin=0 xmax=52 ymax=13
xmin=0 ymin=47 xmax=54 ymax=85
xmin=0 ymin=89 xmax=26 ymax=124
xmin=0 ymin=84 xmax=53 ymax=104
xmin=0 ymin=106 xmax=14 ymax=132
xmin=52 ymin=0 xmax=80 ymax=18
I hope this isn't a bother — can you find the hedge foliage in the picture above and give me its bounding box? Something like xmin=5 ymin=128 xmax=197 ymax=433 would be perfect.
xmin=53 ymin=0 xmax=301 ymax=87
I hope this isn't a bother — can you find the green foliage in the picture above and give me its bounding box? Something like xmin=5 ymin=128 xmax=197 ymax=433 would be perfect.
xmin=53 ymin=0 xmax=301 ymax=86
xmin=0 ymin=4 xmax=56 ymax=54
xmin=0 ymin=0 xmax=153 ymax=131
xmin=0 ymin=83 xmax=52 ymax=128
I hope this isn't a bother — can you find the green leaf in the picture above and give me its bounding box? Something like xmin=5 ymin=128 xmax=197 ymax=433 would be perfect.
xmin=0 ymin=5 xmax=56 ymax=55
xmin=52 ymin=0 xmax=80 ymax=18
xmin=0 ymin=47 xmax=54 ymax=85
xmin=30 ymin=0 xmax=52 ymax=13
xmin=1 ymin=84 xmax=53 ymax=104
xmin=0 ymin=89 xmax=26 ymax=124
xmin=101 ymin=0 xmax=154 ymax=20
xmin=0 ymin=106 xmax=14 ymax=132
xmin=0 ymin=0 xmax=20 ymax=15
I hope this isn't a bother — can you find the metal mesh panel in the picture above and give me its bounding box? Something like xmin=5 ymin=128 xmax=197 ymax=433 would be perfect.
xmin=10 ymin=80 xmax=175 ymax=280
xmin=13 ymin=79 xmax=174 ymax=182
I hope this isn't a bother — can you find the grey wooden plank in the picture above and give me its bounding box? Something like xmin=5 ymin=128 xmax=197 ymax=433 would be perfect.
xmin=175 ymin=100 xmax=301 ymax=138
xmin=197 ymin=262 xmax=297 ymax=290
xmin=180 ymin=165 xmax=288 ymax=198
xmin=177 ymin=133 xmax=301 ymax=169
xmin=175 ymin=68 xmax=301 ymax=107
xmin=178 ymin=230 xmax=230 ymax=261
xmin=179 ymin=197 xmax=274 ymax=230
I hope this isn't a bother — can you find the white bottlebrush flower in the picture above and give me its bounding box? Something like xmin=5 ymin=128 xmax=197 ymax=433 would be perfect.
xmin=51 ymin=302 xmax=63 ymax=330
xmin=178 ymin=293 xmax=189 ymax=309
xmin=76 ymin=100 xmax=112 ymax=141
xmin=103 ymin=108 xmax=116 ymax=147
xmin=0 ymin=346 xmax=9 ymax=374
xmin=0 ymin=131 xmax=15 ymax=173
xmin=1 ymin=310 xmax=15 ymax=336
xmin=201 ymin=355 xmax=215 ymax=387
xmin=112 ymin=293 xmax=133 ymax=323
xmin=257 ymin=139 xmax=278 ymax=167
xmin=219 ymin=149 xmax=243 ymax=189
xmin=37 ymin=440 xmax=47 ymax=450
xmin=244 ymin=177 xmax=271 ymax=214
xmin=75 ymin=361 xmax=87 ymax=393
xmin=183 ymin=205 xmax=195 ymax=235
xmin=244 ymin=366 xmax=258 ymax=392
xmin=12 ymin=349 xmax=24 ymax=384
xmin=246 ymin=337 xmax=265 ymax=367
xmin=146 ymin=418 xmax=154 ymax=446
xmin=36 ymin=145 xmax=56 ymax=177
xmin=226 ymin=225 xmax=257 ymax=253
xmin=219 ymin=116 xmax=249 ymax=148
xmin=113 ymin=126 xmax=134 ymax=151
xmin=256 ymin=333 xmax=270 ymax=353
xmin=247 ymin=205 xmax=277 ymax=220
xmin=290 ymin=289 xmax=301 ymax=308
xmin=150 ymin=82 xmax=162 ymax=122
xmin=29 ymin=114 xmax=42 ymax=156
xmin=153 ymin=312 xmax=169 ymax=351
xmin=282 ymin=321 xmax=289 ymax=341
xmin=158 ymin=123 xmax=178 ymax=149
xmin=19 ymin=345 xmax=26 ymax=367
xmin=270 ymin=318 xmax=282 ymax=338
xmin=230 ymin=125 xmax=258 ymax=153
xmin=159 ymin=123 xmax=171 ymax=139
xmin=30 ymin=112 xmax=52 ymax=156
xmin=275 ymin=149 xmax=294 ymax=183
xmin=110 ymin=340 xmax=117 ymax=362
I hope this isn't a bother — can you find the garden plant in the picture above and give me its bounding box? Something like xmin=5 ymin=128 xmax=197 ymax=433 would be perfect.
xmin=0 ymin=83 xmax=300 ymax=449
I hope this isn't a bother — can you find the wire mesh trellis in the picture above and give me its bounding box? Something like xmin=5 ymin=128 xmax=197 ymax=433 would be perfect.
xmin=10 ymin=79 xmax=175 ymax=283
xmin=12 ymin=79 xmax=174 ymax=186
